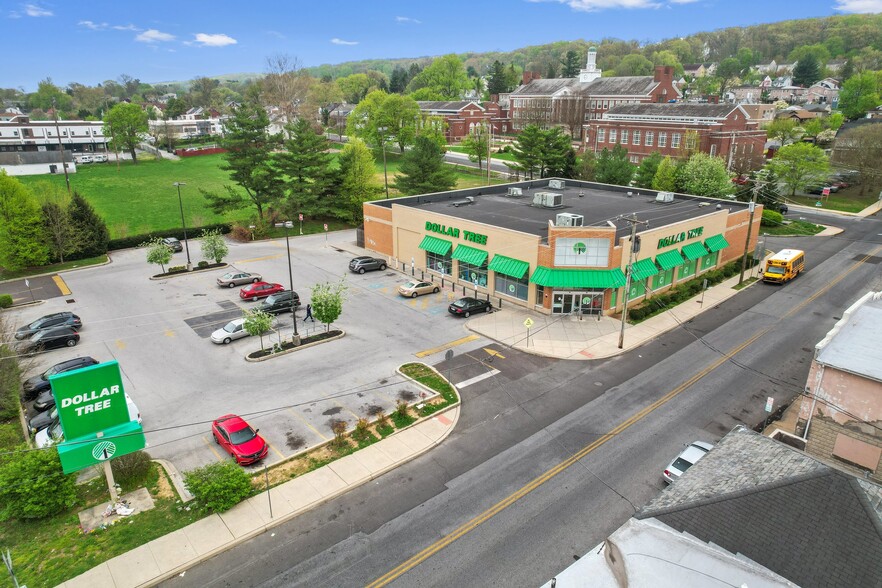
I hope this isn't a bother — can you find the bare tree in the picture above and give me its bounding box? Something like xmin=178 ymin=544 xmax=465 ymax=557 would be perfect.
xmin=552 ymin=95 xmax=585 ymax=140
xmin=262 ymin=53 xmax=312 ymax=133
xmin=514 ymin=97 xmax=552 ymax=131
xmin=832 ymin=124 xmax=882 ymax=195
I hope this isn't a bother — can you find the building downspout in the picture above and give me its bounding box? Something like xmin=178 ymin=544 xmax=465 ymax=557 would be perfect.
xmin=802 ymin=363 xmax=825 ymax=440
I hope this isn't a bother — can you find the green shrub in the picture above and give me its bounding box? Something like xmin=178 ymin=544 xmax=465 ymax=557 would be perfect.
xmin=183 ymin=461 xmax=252 ymax=512
xmin=395 ymin=399 xmax=409 ymax=419
xmin=0 ymin=294 xmax=12 ymax=309
xmin=0 ymin=346 xmax=22 ymax=421
xmin=110 ymin=450 xmax=153 ymax=487
xmin=167 ymin=265 xmax=188 ymax=274
xmin=0 ymin=445 xmax=78 ymax=520
xmin=197 ymin=260 xmax=209 ymax=268
xmin=761 ymin=209 xmax=783 ymax=227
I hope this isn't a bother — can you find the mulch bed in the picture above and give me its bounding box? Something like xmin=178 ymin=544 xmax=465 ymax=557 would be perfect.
xmin=247 ymin=329 xmax=343 ymax=359
xmin=151 ymin=262 xmax=227 ymax=279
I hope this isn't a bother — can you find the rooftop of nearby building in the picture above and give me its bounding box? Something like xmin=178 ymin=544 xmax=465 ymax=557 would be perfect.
xmin=372 ymin=179 xmax=749 ymax=241
xmin=814 ymin=291 xmax=882 ymax=382
xmin=637 ymin=426 xmax=882 ymax=587
xmin=604 ymin=102 xmax=740 ymax=119
xmin=416 ymin=101 xmax=482 ymax=112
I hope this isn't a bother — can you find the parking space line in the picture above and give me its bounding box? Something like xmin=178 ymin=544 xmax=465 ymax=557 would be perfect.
xmin=115 ymin=340 xmax=126 ymax=350
xmin=266 ymin=441 xmax=286 ymax=461
xmin=52 ymin=275 xmax=72 ymax=296
xmin=334 ymin=400 xmax=361 ymax=422
xmin=288 ymin=408 xmax=329 ymax=440
xmin=415 ymin=334 xmax=480 ymax=358
xmin=234 ymin=254 xmax=283 ymax=264
xmin=455 ymin=369 xmax=500 ymax=388
xmin=164 ymin=329 xmax=176 ymax=338
xmin=202 ymin=436 xmax=225 ymax=462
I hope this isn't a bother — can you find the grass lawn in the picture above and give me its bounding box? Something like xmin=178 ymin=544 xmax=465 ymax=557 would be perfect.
xmin=0 ymin=254 xmax=108 ymax=282
xmin=786 ymin=183 xmax=881 ymax=214
xmin=760 ymin=219 xmax=825 ymax=237
xmin=446 ymin=145 xmax=517 ymax=162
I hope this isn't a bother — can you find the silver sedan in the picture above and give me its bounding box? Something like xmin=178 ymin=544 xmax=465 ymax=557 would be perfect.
xmin=217 ymin=271 xmax=262 ymax=288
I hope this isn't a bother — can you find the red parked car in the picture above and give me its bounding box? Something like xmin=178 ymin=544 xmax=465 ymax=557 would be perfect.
xmin=239 ymin=281 xmax=284 ymax=300
xmin=211 ymin=414 xmax=268 ymax=465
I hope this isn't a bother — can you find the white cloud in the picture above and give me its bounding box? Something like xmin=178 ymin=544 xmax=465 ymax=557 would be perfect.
xmin=396 ymin=16 xmax=422 ymax=24
xmin=113 ymin=24 xmax=140 ymax=31
xmin=193 ymin=33 xmax=238 ymax=47
xmin=834 ymin=0 xmax=882 ymax=12
xmin=135 ymin=29 xmax=176 ymax=43
xmin=532 ymin=0 xmax=662 ymax=11
xmin=668 ymin=0 xmax=700 ymax=3
xmin=24 ymin=3 xmax=52 ymax=17
xmin=331 ymin=37 xmax=358 ymax=45
xmin=79 ymin=20 xmax=108 ymax=30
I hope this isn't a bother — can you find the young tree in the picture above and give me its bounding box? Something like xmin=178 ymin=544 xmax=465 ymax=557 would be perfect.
xmin=0 ymin=445 xmax=77 ymax=520
xmin=652 ymin=157 xmax=679 ymax=191
xmin=200 ymin=228 xmax=229 ymax=264
xmin=560 ymin=50 xmax=582 ymax=78
xmin=714 ymin=57 xmax=743 ymax=98
xmin=347 ymin=91 xmax=421 ymax=154
xmin=143 ymin=237 xmax=173 ymax=273
xmin=310 ymin=280 xmax=347 ymax=332
xmin=0 ymin=173 xmax=49 ymax=271
xmin=461 ymin=124 xmax=490 ymax=171
xmin=202 ymin=103 xmax=284 ymax=221
xmin=675 ymin=152 xmax=734 ymax=197
xmin=37 ymin=182 xmax=78 ymax=263
xmin=594 ymin=145 xmax=635 ymax=186
xmin=574 ymin=150 xmax=596 ymax=181
xmin=393 ymin=136 xmax=457 ymax=196
xmin=633 ymin=152 xmax=663 ymax=189
xmin=338 ymin=138 xmax=381 ymax=223
xmin=103 ymin=102 xmax=148 ymax=163
xmin=68 ymin=191 xmax=109 ymax=259
xmin=766 ymin=142 xmax=830 ymax=198
xmin=243 ymin=308 xmax=274 ymax=351
xmin=765 ymin=118 xmax=804 ymax=146
xmin=838 ymin=72 xmax=882 ymax=120
xmin=274 ymin=118 xmax=336 ymax=217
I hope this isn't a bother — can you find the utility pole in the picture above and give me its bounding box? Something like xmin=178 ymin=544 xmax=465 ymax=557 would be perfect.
xmin=739 ymin=179 xmax=763 ymax=285
xmin=52 ymin=98 xmax=72 ymax=196
xmin=618 ymin=214 xmax=649 ymax=349
xmin=486 ymin=121 xmax=492 ymax=186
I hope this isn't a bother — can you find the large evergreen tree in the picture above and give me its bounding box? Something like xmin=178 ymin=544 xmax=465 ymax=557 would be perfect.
xmin=487 ymin=61 xmax=509 ymax=95
xmin=274 ymin=118 xmax=336 ymax=217
xmin=393 ymin=136 xmax=456 ymax=196
xmin=541 ymin=127 xmax=577 ymax=178
xmin=792 ymin=54 xmax=820 ymax=87
xmin=594 ymin=145 xmax=635 ymax=186
xmin=68 ymin=191 xmax=109 ymax=259
xmin=202 ymin=103 xmax=283 ymax=220
xmin=509 ymin=125 xmax=545 ymax=180
xmin=560 ymin=50 xmax=582 ymax=78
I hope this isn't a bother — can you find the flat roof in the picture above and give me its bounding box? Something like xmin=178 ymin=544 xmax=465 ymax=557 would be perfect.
xmin=378 ymin=179 xmax=749 ymax=241
xmin=816 ymin=293 xmax=882 ymax=382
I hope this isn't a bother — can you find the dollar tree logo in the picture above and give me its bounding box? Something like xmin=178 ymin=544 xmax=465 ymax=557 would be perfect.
xmin=573 ymin=242 xmax=587 ymax=254
xmin=92 ymin=441 xmax=117 ymax=461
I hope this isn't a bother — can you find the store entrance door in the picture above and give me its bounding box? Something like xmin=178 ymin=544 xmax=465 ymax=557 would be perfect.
xmin=552 ymin=291 xmax=604 ymax=315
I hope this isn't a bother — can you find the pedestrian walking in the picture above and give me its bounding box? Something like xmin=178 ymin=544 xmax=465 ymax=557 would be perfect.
xmin=305 ymin=303 xmax=314 ymax=322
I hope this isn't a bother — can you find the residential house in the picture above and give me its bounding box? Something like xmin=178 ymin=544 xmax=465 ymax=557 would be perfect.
xmin=327 ymin=102 xmax=354 ymax=135
xmin=739 ymin=104 xmax=777 ymax=124
xmin=682 ymin=63 xmax=716 ymax=78
xmin=727 ymin=85 xmax=765 ymax=104
xmin=774 ymin=107 xmax=817 ymax=122
xmin=0 ymin=114 xmax=107 ymax=176
xmin=766 ymin=85 xmax=808 ymax=103
xmin=755 ymin=60 xmax=778 ymax=74
xmin=584 ymin=103 xmax=767 ymax=171
xmin=806 ymin=78 xmax=840 ymax=106
xmin=544 ymin=425 xmax=882 ymax=587
xmin=797 ymin=291 xmax=882 ymax=483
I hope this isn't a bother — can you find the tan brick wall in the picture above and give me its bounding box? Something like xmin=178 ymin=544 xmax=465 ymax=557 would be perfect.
xmin=363 ymin=203 xmax=393 ymax=256
xmin=805 ymin=416 xmax=882 ymax=484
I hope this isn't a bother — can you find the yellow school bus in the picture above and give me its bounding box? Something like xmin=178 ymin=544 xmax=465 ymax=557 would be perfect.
xmin=763 ymin=249 xmax=805 ymax=284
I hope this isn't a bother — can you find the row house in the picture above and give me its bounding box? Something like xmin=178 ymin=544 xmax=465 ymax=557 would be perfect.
xmin=682 ymin=63 xmax=717 ymax=78
xmin=584 ymin=103 xmax=767 ymax=172
xmin=415 ymin=101 xmax=510 ymax=141
xmin=0 ymin=114 xmax=108 ymax=176
xmin=509 ymin=47 xmax=680 ymax=135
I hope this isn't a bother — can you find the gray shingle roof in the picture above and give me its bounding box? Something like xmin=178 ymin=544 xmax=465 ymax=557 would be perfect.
xmin=605 ymin=103 xmax=739 ymax=119
xmin=638 ymin=426 xmax=882 ymax=588
xmin=416 ymin=101 xmax=481 ymax=112
xmin=510 ymin=78 xmax=578 ymax=97
xmin=579 ymin=75 xmax=658 ymax=96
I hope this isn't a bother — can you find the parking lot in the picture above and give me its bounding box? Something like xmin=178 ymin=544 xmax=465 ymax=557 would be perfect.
xmin=6 ymin=230 xmax=492 ymax=473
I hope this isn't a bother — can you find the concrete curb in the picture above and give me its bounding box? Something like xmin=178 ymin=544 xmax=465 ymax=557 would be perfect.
xmin=153 ymin=459 xmax=194 ymax=502
xmin=148 ymin=263 xmax=229 ymax=281
xmin=243 ymin=330 xmax=346 ymax=362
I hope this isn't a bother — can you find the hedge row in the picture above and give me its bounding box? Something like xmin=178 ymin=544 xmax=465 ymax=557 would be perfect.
xmin=628 ymin=256 xmax=751 ymax=322
xmin=107 ymin=223 xmax=232 ymax=251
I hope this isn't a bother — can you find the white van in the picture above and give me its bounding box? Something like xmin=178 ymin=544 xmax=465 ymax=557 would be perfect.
xmin=92 ymin=153 xmax=108 ymax=163
xmin=74 ymin=154 xmax=93 ymax=164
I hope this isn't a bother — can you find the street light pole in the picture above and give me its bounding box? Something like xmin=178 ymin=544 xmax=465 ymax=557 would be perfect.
xmin=281 ymin=221 xmax=299 ymax=339
xmin=173 ymin=182 xmax=191 ymax=269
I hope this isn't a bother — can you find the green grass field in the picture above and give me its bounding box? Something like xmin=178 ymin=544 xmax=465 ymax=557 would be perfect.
xmin=786 ymin=182 xmax=881 ymax=214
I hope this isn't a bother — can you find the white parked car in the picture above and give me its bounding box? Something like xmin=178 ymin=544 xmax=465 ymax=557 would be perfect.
xmin=34 ymin=394 xmax=141 ymax=448
xmin=663 ymin=441 xmax=714 ymax=484
xmin=210 ymin=318 xmax=275 ymax=345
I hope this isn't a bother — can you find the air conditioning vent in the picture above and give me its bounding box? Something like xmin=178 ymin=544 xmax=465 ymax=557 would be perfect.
xmin=548 ymin=179 xmax=566 ymax=189
xmin=532 ymin=191 xmax=563 ymax=209
xmin=655 ymin=191 xmax=674 ymax=203
xmin=507 ymin=187 xmax=523 ymax=197
xmin=451 ymin=196 xmax=475 ymax=207
xmin=555 ymin=213 xmax=584 ymax=227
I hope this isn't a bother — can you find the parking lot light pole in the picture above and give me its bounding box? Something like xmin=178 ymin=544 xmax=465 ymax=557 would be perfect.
xmin=277 ymin=221 xmax=299 ymax=341
xmin=173 ymin=182 xmax=191 ymax=270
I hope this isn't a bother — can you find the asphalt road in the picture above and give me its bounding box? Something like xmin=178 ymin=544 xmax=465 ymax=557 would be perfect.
xmin=161 ymin=209 xmax=882 ymax=587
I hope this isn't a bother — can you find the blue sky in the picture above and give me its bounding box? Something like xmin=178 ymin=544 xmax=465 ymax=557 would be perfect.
xmin=3 ymin=0 xmax=881 ymax=91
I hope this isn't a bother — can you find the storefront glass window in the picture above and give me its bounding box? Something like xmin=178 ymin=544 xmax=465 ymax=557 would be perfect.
xmin=427 ymin=251 xmax=452 ymax=275
xmin=699 ymin=251 xmax=719 ymax=272
xmin=459 ymin=261 xmax=488 ymax=286
xmin=535 ymin=284 xmax=545 ymax=305
xmin=627 ymin=279 xmax=646 ymax=300
xmin=651 ymin=268 xmax=674 ymax=290
xmin=495 ymin=273 xmax=529 ymax=300
xmin=680 ymin=258 xmax=696 ymax=279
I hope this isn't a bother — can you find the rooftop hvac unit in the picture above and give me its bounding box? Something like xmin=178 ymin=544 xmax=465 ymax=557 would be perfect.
xmin=655 ymin=191 xmax=674 ymax=203
xmin=507 ymin=187 xmax=523 ymax=197
xmin=532 ymin=191 xmax=563 ymax=209
xmin=548 ymin=179 xmax=566 ymax=190
xmin=555 ymin=213 xmax=584 ymax=227
xmin=451 ymin=196 xmax=475 ymax=207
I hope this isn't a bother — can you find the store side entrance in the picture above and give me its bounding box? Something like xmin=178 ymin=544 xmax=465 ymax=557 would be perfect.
xmin=551 ymin=291 xmax=604 ymax=315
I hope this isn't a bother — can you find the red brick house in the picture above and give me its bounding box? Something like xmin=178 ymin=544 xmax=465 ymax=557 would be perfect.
xmin=584 ymin=103 xmax=767 ymax=171
xmin=416 ymin=101 xmax=509 ymax=141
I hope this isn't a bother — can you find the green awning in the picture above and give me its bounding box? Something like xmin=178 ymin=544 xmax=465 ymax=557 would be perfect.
xmin=629 ymin=258 xmax=659 ymax=281
xmin=704 ymin=234 xmax=730 ymax=253
xmin=451 ymin=244 xmax=488 ymax=266
xmin=488 ymin=255 xmax=530 ymax=279
xmin=530 ymin=267 xmax=626 ymax=289
xmin=655 ymin=250 xmax=686 ymax=270
xmin=682 ymin=241 xmax=710 ymax=261
xmin=418 ymin=235 xmax=452 ymax=256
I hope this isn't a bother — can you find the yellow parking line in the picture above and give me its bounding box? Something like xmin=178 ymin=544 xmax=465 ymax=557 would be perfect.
xmin=52 ymin=275 xmax=72 ymax=296
xmin=235 ymin=254 xmax=283 ymax=264
xmin=164 ymin=329 xmax=176 ymax=338
xmin=288 ymin=408 xmax=329 ymax=440
xmin=202 ymin=436 xmax=225 ymax=461
xmin=266 ymin=441 xmax=285 ymax=461
xmin=416 ymin=334 xmax=480 ymax=358
xmin=115 ymin=340 xmax=126 ymax=350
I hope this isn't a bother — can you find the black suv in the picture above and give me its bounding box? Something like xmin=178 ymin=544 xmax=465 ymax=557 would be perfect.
xmin=22 ymin=356 xmax=99 ymax=401
xmin=258 ymin=290 xmax=300 ymax=314
xmin=19 ymin=327 xmax=80 ymax=354
xmin=349 ymin=256 xmax=387 ymax=274
xmin=15 ymin=312 xmax=82 ymax=340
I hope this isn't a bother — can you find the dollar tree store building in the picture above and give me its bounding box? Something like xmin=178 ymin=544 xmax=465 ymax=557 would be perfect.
xmin=361 ymin=179 xmax=761 ymax=316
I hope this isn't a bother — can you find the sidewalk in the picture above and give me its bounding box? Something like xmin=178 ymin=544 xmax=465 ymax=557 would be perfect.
xmin=58 ymin=406 xmax=460 ymax=588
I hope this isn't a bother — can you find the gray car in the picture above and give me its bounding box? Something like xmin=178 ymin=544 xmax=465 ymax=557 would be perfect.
xmin=163 ymin=237 xmax=183 ymax=252
xmin=348 ymin=256 xmax=387 ymax=274
xmin=217 ymin=271 xmax=262 ymax=288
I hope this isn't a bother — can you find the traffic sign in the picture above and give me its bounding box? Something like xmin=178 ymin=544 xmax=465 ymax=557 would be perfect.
xmin=298 ymin=213 xmax=303 ymax=221
xmin=523 ymin=317 xmax=534 ymax=328
xmin=822 ymin=187 xmax=830 ymax=197
xmin=323 ymin=223 xmax=328 ymax=231
xmin=765 ymin=397 xmax=774 ymax=413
